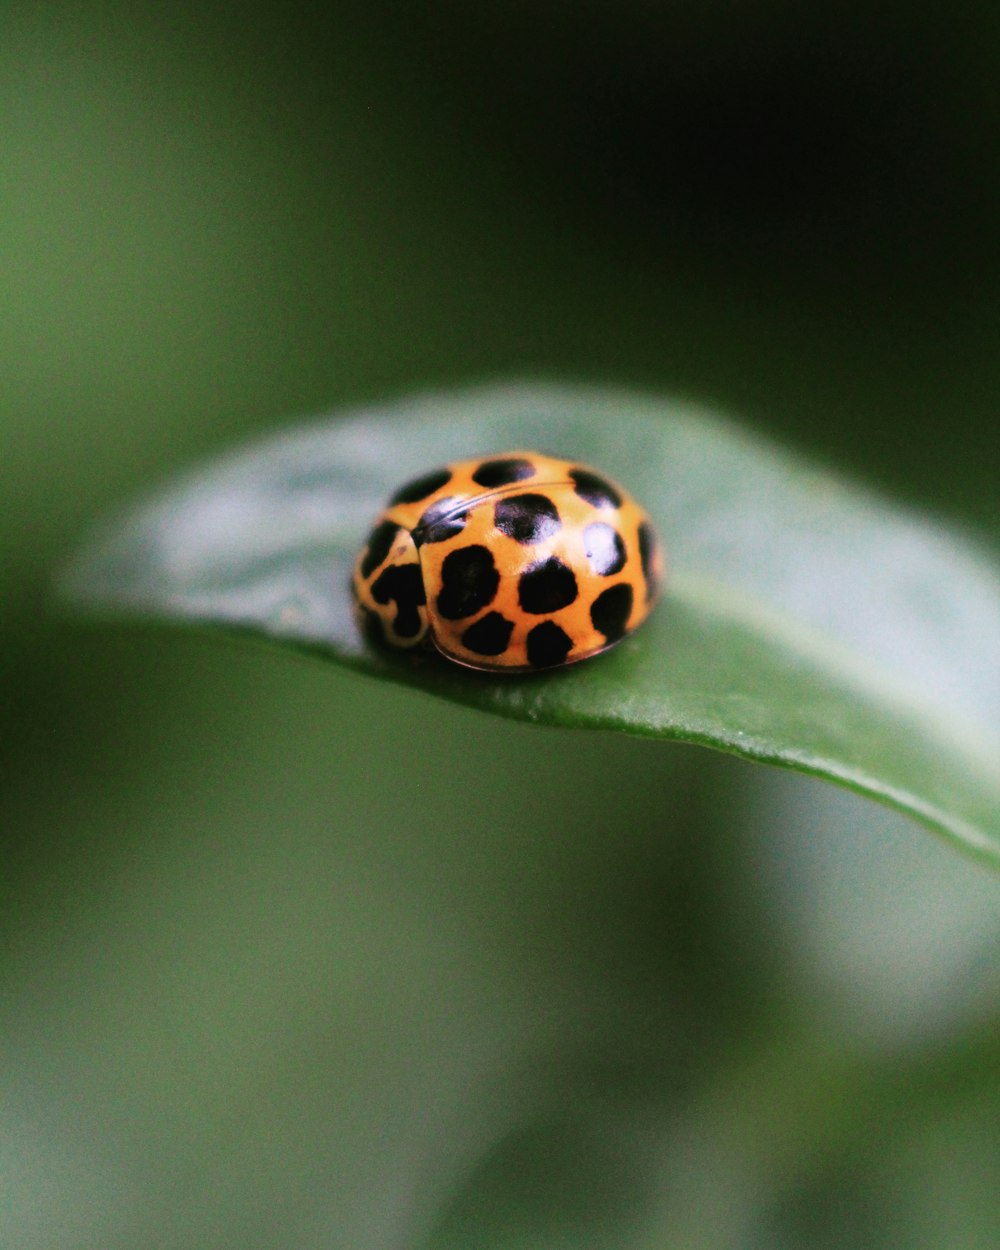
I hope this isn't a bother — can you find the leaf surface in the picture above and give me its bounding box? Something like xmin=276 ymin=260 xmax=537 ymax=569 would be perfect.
xmin=62 ymin=383 xmax=1000 ymax=863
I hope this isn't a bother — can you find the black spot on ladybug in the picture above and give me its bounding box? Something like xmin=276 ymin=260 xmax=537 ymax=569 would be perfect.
xmin=518 ymin=557 xmax=578 ymax=615
xmin=358 ymin=604 xmax=386 ymax=646
xmin=590 ymin=583 xmax=634 ymax=642
xmin=359 ymin=519 xmax=398 ymax=578
xmin=583 ymin=522 xmax=626 ymax=576
xmin=526 ymin=621 xmax=573 ymax=668
xmin=390 ymin=467 xmax=452 ymax=506
xmin=494 ymin=493 xmax=562 ymax=545
xmin=570 ymin=468 xmax=623 ymax=510
xmin=461 ymin=611 xmax=514 ymax=656
xmin=436 ymin=545 xmax=500 ymax=620
xmin=371 ymin=563 xmax=426 ymax=638
xmin=471 ymin=457 xmax=536 ymax=488
xmin=413 ymin=496 xmax=468 ymax=546
xmin=638 ymin=521 xmax=659 ymax=594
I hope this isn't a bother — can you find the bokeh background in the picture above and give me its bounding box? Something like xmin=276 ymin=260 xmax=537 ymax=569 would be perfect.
xmin=4 ymin=4 xmax=1000 ymax=1247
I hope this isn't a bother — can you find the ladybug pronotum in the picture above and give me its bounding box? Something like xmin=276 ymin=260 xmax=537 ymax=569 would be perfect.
xmin=352 ymin=451 xmax=663 ymax=671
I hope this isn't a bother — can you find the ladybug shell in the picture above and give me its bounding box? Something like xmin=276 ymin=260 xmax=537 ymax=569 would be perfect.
xmin=352 ymin=451 xmax=663 ymax=672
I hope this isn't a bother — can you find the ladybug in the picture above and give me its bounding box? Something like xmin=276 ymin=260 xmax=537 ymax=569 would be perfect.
xmin=352 ymin=451 xmax=663 ymax=671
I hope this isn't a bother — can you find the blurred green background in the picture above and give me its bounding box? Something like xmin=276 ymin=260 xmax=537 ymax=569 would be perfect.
xmin=3 ymin=4 xmax=1000 ymax=1247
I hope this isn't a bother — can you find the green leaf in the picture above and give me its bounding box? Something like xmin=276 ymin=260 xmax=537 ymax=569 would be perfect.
xmin=61 ymin=382 xmax=1000 ymax=864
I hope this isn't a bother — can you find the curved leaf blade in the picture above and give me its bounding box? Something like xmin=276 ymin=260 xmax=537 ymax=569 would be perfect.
xmin=62 ymin=383 xmax=1000 ymax=863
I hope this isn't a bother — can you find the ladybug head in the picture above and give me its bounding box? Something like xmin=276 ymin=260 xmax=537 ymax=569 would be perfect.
xmin=351 ymin=521 xmax=428 ymax=651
